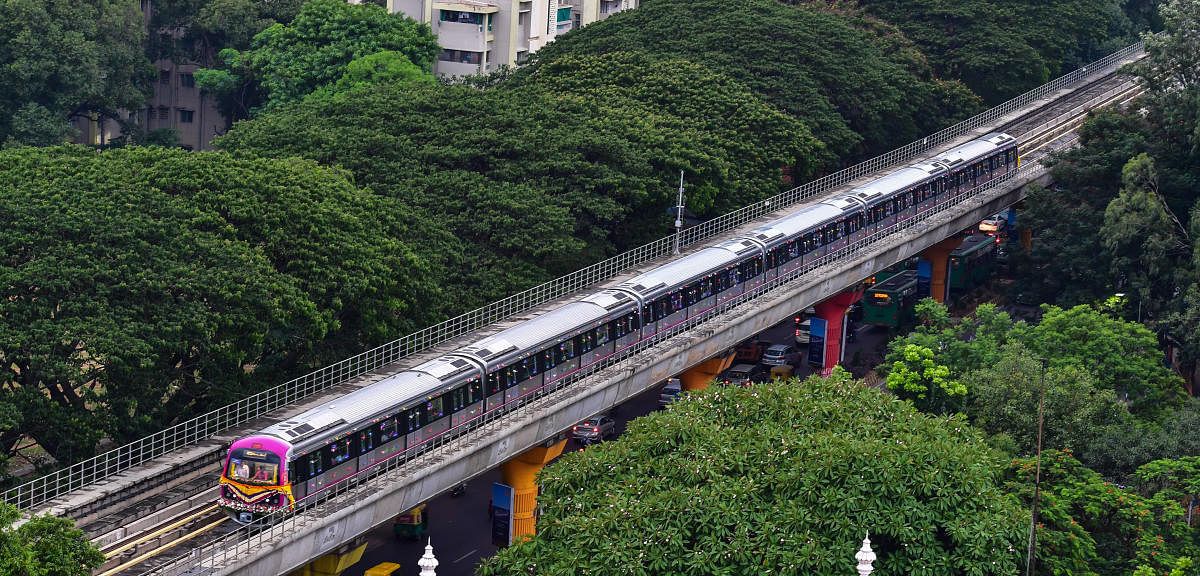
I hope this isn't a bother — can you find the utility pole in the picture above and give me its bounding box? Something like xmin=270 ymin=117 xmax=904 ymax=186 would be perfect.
xmin=673 ymin=170 xmax=685 ymax=255
xmin=1025 ymin=357 xmax=1048 ymax=576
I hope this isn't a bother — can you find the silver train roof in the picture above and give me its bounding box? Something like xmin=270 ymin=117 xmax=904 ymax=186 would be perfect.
xmin=260 ymin=366 xmax=445 ymax=451
xmin=458 ymin=300 xmax=614 ymax=363
xmin=618 ymin=243 xmax=748 ymax=298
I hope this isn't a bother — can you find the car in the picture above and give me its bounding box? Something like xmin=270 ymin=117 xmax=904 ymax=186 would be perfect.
xmin=658 ymin=378 xmax=683 ymax=409
xmin=570 ymin=414 xmax=616 ymax=442
xmin=794 ymin=318 xmax=812 ymax=345
xmin=979 ymin=214 xmax=1005 ymax=235
xmin=719 ymin=363 xmax=763 ymax=386
xmin=762 ymin=344 xmax=802 ymax=367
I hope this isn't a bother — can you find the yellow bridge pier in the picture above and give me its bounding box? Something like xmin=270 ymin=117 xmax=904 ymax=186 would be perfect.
xmin=679 ymin=353 xmax=736 ymax=392
xmin=500 ymin=438 xmax=567 ymax=542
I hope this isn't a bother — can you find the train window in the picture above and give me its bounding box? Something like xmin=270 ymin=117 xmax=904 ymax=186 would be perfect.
xmin=326 ymin=438 xmax=355 ymax=467
xmin=699 ymin=278 xmax=713 ymax=299
xmin=451 ymin=386 xmax=466 ymax=412
xmin=361 ymin=429 xmax=375 ymax=452
xmin=426 ymin=396 xmax=444 ymax=420
xmin=306 ymin=452 xmax=322 ymax=479
xmin=578 ymin=330 xmax=595 ymax=354
xmin=593 ymin=325 xmax=609 ymax=347
xmin=670 ymin=292 xmax=683 ymax=312
xmin=541 ymin=348 xmax=556 ymax=371
xmin=406 ymin=408 xmax=423 ymax=432
xmin=611 ymin=316 xmax=628 ymax=339
xmin=503 ymin=365 xmax=519 ymax=388
xmin=380 ymin=417 xmax=399 ymax=442
xmin=469 ymin=378 xmax=483 ymax=403
xmin=486 ymin=371 xmax=502 ymax=395
xmin=552 ymin=339 xmax=576 ymax=365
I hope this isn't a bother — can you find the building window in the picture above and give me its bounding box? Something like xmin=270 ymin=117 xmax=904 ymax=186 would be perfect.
xmin=439 ymin=10 xmax=481 ymax=24
xmin=180 ymin=73 xmax=194 ymax=88
xmin=178 ymin=109 xmax=194 ymax=123
xmin=159 ymin=70 xmax=171 ymax=84
xmin=157 ymin=106 xmax=169 ymax=120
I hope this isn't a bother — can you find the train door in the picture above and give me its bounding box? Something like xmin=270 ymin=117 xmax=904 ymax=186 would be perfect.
xmin=449 ymin=378 xmax=484 ymax=428
xmin=364 ymin=414 xmax=407 ymax=467
xmin=610 ymin=311 xmax=640 ymax=355
xmin=503 ymin=355 xmax=545 ymax=403
xmin=544 ymin=339 xmax=580 ymax=386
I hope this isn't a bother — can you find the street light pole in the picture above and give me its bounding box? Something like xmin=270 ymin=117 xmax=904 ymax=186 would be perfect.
xmin=673 ymin=171 xmax=685 ymax=255
xmin=1025 ymin=357 xmax=1048 ymax=576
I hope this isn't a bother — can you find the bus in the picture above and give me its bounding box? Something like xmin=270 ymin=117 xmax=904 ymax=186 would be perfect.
xmin=948 ymin=234 xmax=999 ymax=293
xmin=863 ymin=270 xmax=919 ymax=328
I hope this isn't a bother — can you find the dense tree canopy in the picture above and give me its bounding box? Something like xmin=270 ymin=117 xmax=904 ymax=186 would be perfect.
xmin=0 ymin=145 xmax=436 ymax=469
xmin=852 ymin=0 xmax=1114 ymax=103
xmin=523 ymin=0 xmax=983 ymax=164
xmin=217 ymin=52 xmax=820 ymax=310
xmin=1011 ymin=0 xmax=1200 ymax=373
xmin=195 ymin=0 xmax=439 ymax=118
xmin=479 ymin=371 xmax=1026 ymax=576
xmin=0 ymin=503 xmax=104 ymax=576
xmin=1005 ymin=451 xmax=1200 ymax=576
xmin=880 ymin=301 xmax=1189 ymax=478
xmin=0 ymin=0 xmax=152 ymax=147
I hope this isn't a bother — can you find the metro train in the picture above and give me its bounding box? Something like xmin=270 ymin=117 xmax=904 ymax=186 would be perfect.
xmin=217 ymin=133 xmax=1019 ymax=522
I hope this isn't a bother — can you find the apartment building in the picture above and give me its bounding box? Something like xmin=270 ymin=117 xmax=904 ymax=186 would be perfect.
xmin=387 ymin=0 xmax=636 ymax=77
xmin=76 ymin=1 xmax=223 ymax=150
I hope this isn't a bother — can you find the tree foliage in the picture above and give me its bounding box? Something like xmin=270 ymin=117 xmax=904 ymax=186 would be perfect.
xmin=853 ymin=0 xmax=1115 ymax=103
xmin=522 ymin=0 xmax=983 ymax=164
xmin=217 ymin=52 xmax=820 ymax=311
xmin=479 ymin=371 xmax=1025 ymax=576
xmin=197 ymin=0 xmax=439 ymax=117
xmin=0 ymin=145 xmax=437 ymax=468
xmin=1004 ymin=450 xmax=1200 ymax=576
xmin=0 ymin=503 xmax=105 ymax=576
xmin=0 ymin=0 xmax=153 ymax=146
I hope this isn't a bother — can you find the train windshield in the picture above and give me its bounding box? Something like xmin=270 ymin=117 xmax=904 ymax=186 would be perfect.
xmin=227 ymin=448 xmax=282 ymax=486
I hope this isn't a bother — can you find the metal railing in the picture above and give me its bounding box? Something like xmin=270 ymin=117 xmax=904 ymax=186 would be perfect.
xmin=2 ymin=40 xmax=1139 ymax=513
xmin=147 ymin=154 xmax=1050 ymax=576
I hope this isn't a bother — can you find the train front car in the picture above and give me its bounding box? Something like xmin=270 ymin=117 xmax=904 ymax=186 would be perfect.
xmin=218 ymin=435 xmax=293 ymax=523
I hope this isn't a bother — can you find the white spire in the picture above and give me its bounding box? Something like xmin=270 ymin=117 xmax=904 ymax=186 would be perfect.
xmin=855 ymin=531 xmax=877 ymax=576
xmin=419 ymin=538 xmax=439 ymax=576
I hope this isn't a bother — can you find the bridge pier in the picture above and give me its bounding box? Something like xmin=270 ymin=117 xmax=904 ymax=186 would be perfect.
xmin=919 ymin=237 xmax=964 ymax=303
xmin=500 ymin=439 xmax=568 ymax=542
xmin=814 ymin=289 xmax=864 ymax=377
xmin=678 ymin=353 xmax=735 ymax=392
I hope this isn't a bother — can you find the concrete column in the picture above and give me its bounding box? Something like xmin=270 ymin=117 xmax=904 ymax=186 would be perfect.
xmin=500 ymin=439 xmax=567 ymax=541
xmin=814 ymin=289 xmax=863 ymax=377
xmin=678 ymin=353 xmax=735 ymax=392
xmin=919 ymin=237 xmax=963 ymax=304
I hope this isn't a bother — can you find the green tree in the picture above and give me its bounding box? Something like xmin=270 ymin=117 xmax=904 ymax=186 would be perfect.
xmin=885 ymin=343 xmax=967 ymax=413
xmin=523 ymin=0 xmax=983 ymax=164
xmin=967 ymin=343 xmax=1127 ymax=460
xmin=217 ymin=52 xmax=820 ymax=311
xmin=0 ymin=145 xmax=438 ymax=467
xmin=0 ymin=0 xmax=153 ymax=146
xmin=853 ymin=0 xmax=1113 ymax=103
xmin=0 ymin=502 xmax=105 ymax=576
xmin=1005 ymin=450 xmax=1200 ymax=576
xmin=198 ymin=0 xmax=439 ymax=116
xmin=479 ymin=371 xmax=1025 ymax=576
xmin=306 ymin=50 xmax=436 ymax=102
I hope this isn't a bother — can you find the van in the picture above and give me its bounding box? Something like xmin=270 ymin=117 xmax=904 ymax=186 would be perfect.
xmin=762 ymin=344 xmax=802 ymax=366
xmin=719 ymin=363 xmax=763 ymax=386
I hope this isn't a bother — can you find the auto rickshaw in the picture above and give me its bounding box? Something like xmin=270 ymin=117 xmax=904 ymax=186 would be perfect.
xmin=393 ymin=503 xmax=427 ymax=540
xmin=770 ymin=364 xmax=794 ymax=382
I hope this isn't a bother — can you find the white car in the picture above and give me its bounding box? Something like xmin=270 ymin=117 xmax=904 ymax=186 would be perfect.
xmin=761 ymin=344 xmax=802 ymax=367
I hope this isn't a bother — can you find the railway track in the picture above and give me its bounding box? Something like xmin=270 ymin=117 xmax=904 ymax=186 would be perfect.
xmin=96 ymin=505 xmax=231 ymax=576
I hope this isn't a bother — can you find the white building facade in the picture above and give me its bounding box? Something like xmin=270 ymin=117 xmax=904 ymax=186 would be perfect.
xmin=387 ymin=0 xmax=636 ymax=77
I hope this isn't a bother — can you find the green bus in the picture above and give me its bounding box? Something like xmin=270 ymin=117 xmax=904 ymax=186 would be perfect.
xmin=948 ymin=234 xmax=999 ymax=293
xmin=863 ymin=270 xmax=918 ymax=328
